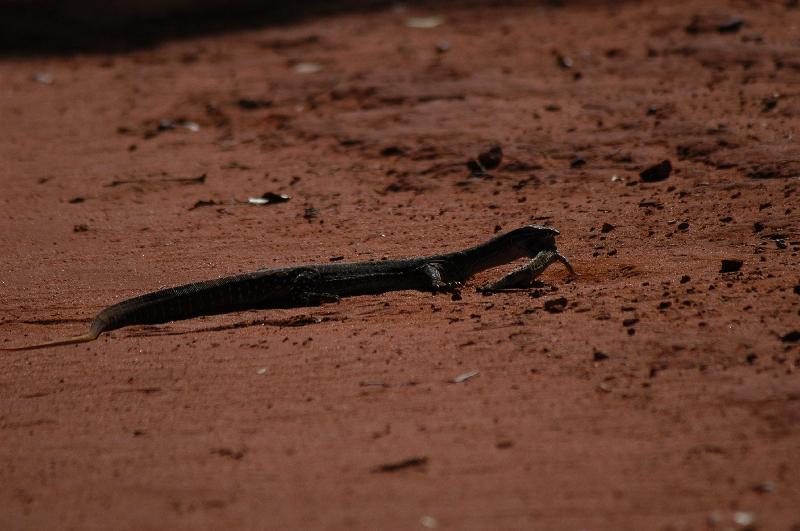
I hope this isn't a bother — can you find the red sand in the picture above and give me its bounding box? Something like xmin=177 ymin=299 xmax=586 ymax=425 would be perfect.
xmin=1 ymin=1 xmax=798 ymax=529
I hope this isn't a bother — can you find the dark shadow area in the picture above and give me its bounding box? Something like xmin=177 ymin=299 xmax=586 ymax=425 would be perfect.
xmin=0 ymin=0 xmax=583 ymax=56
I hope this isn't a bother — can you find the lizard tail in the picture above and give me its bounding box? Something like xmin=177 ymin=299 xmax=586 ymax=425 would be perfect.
xmin=0 ymin=331 xmax=99 ymax=351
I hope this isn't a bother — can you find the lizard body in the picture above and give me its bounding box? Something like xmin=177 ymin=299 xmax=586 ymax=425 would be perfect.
xmin=2 ymin=225 xmax=572 ymax=350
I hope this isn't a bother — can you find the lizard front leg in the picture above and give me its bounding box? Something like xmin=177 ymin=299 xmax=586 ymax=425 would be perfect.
xmin=479 ymin=250 xmax=575 ymax=292
xmin=290 ymin=269 xmax=341 ymax=306
xmin=419 ymin=263 xmax=463 ymax=294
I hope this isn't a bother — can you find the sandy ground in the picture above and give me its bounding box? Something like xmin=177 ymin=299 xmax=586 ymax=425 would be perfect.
xmin=1 ymin=1 xmax=799 ymax=529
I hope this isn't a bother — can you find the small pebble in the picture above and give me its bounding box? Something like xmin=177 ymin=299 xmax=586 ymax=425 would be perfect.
xmin=570 ymin=157 xmax=586 ymax=168
xmin=720 ymin=259 xmax=743 ymax=273
xmin=640 ymin=160 xmax=672 ymax=182
xmin=706 ymin=511 xmax=722 ymax=526
xmin=293 ymin=62 xmax=322 ymax=74
xmin=544 ymin=297 xmax=568 ymax=313
xmin=781 ymin=330 xmax=800 ymax=343
xmin=420 ymin=515 xmax=438 ymax=528
xmin=733 ymin=511 xmax=755 ymax=526
xmin=752 ymin=481 xmax=776 ymax=493
xmin=34 ymin=72 xmax=54 ymax=85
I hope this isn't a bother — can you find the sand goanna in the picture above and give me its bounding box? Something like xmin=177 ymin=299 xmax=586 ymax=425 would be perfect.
xmin=1 ymin=225 xmax=574 ymax=351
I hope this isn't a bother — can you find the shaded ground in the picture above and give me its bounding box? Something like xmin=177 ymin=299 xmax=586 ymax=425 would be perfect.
xmin=1 ymin=1 xmax=799 ymax=529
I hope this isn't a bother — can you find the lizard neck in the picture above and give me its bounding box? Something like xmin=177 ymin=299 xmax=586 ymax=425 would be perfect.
xmin=450 ymin=233 xmax=527 ymax=278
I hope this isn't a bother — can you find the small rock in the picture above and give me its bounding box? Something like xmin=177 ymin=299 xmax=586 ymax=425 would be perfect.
xmin=157 ymin=118 xmax=176 ymax=131
xmin=745 ymin=353 xmax=758 ymax=365
xmin=601 ymin=222 xmax=615 ymax=233
xmin=640 ymin=160 xmax=672 ymax=182
xmin=622 ymin=318 xmax=639 ymax=327
xmin=677 ymin=222 xmax=690 ymax=231
xmin=477 ymin=145 xmax=503 ymax=170
xmin=467 ymin=145 xmax=503 ymax=174
xmin=715 ymin=16 xmax=745 ymax=33
xmin=781 ymin=330 xmax=800 ymax=343
xmin=73 ymin=224 xmax=89 ymax=232
xmin=554 ymin=52 xmax=573 ymax=69
xmin=720 ymin=259 xmax=743 ymax=273
xmin=680 ymin=275 xmax=691 ymax=283
xmin=544 ymin=297 xmax=568 ymax=313
xmin=752 ymin=481 xmax=776 ymax=493
xmin=596 ymin=382 xmax=612 ymax=393
xmin=753 ymin=221 xmax=765 ymax=232
xmin=380 ymin=145 xmax=405 ymax=157
xmin=793 ymin=285 xmax=800 ymax=295
xmin=293 ymin=62 xmax=322 ymax=74
xmin=685 ymin=14 xmax=745 ymax=34
xmin=406 ymin=16 xmax=444 ymax=29
xmin=237 ymin=98 xmax=272 ymax=110
xmin=706 ymin=511 xmax=722 ymax=526
xmin=33 ymin=72 xmax=54 ymax=85
xmin=570 ymin=156 xmax=586 ymax=168
xmin=593 ymin=351 xmax=609 ymax=361
xmin=420 ymin=515 xmax=438 ymax=529
xmin=732 ymin=511 xmax=755 ymax=526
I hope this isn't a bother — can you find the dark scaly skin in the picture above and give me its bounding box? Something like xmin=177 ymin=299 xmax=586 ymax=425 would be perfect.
xmin=1 ymin=225 xmax=572 ymax=350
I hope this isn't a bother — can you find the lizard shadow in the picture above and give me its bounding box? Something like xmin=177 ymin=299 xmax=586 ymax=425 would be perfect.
xmin=123 ymin=314 xmax=335 ymax=338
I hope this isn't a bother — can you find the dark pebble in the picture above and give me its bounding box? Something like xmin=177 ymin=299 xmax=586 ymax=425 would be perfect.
xmin=753 ymin=221 xmax=765 ymax=232
xmin=593 ymin=351 xmax=609 ymax=361
xmin=680 ymin=275 xmax=691 ymax=284
xmin=622 ymin=318 xmax=639 ymax=327
xmin=570 ymin=157 xmax=586 ymax=169
xmin=745 ymin=353 xmax=758 ymax=365
xmin=467 ymin=145 xmax=503 ymax=174
xmin=678 ymin=222 xmax=690 ymax=231
xmin=720 ymin=259 xmax=743 ymax=273
xmin=237 ymin=98 xmax=272 ymax=110
xmin=640 ymin=160 xmax=672 ymax=182
xmin=380 ymin=146 xmax=405 ymax=157
xmin=794 ymin=285 xmax=800 ymax=295
xmin=601 ymin=222 xmax=615 ymax=233
xmin=658 ymin=301 xmax=671 ymax=310
xmin=477 ymin=145 xmax=503 ymax=170
xmin=544 ymin=297 xmax=568 ymax=313
xmin=781 ymin=330 xmax=800 ymax=343
xmin=685 ymin=14 xmax=745 ymax=34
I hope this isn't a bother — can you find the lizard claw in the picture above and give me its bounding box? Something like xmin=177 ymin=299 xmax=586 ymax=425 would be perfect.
xmin=432 ymin=280 xmax=463 ymax=294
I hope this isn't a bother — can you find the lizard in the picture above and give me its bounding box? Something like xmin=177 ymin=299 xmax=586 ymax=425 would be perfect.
xmin=1 ymin=225 xmax=574 ymax=351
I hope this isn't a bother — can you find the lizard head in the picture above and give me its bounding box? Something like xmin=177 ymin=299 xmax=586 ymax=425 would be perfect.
xmin=508 ymin=225 xmax=560 ymax=257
